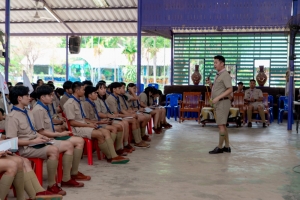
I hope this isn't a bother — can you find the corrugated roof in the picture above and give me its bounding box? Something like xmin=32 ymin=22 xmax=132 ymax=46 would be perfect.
xmin=0 ymin=0 xmax=139 ymax=35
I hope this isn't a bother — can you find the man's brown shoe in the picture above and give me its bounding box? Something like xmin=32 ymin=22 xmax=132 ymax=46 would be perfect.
xmin=47 ymin=184 xmax=66 ymax=196
xmin=36 ymin=191 xmax=62 ymax=200
xmin=134 ymin=141 xmax=150 ymax=148
xmin=116 ymin=149 xmax=128 ymax=156
xmin=125 ymin=144 xmax=135 ymax=151
xmin=153 ymin=127 xmax=162 ymax=134
xmin=61 ymin=179 xmax=84 ymax=187
xmin=142 ymin=135 xmax=151 ymax=142
xmin=111 ymin=156 xmax=129 ymax=164
xmin=247 ymin=122 xmax=252 ymax=127
xmin=71 ymin=171 xmax=91 ymax=181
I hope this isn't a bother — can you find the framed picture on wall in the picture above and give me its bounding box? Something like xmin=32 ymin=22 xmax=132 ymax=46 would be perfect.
xmin=254 ymin=60 xmax=270 ymax=87
xmin=189 ymin=59 xmax=204 ymax=85
xmin=225 ymin=64 xmax=237 ymax=86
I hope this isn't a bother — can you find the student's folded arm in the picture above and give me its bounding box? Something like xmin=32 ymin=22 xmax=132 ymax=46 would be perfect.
xmin=37 ymin=129 xmax=61 ymax=137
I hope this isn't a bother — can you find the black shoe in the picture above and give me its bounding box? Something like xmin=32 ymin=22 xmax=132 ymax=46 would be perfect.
xmin=247 ymin=122 xmax=252 ymax=127
xmin=263 ymin=123 xmax=266 ymax=128
xmin=223 ymin=146 xmax=231 ymax=153
xmin=209 ymin=147 xmax=224 ymax=154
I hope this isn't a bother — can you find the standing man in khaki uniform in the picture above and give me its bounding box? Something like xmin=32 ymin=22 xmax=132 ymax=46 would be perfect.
xmin=5 ymin=86 xmax=83 ymax=196
xmin=32 ymin=85 xmax=91 ymax=181
xmin=63 ymin=81 xmax=129 ymax=164
xmin=206 ymin=55 xmax=233 ymax=154
xmin=244 ymin=79 xmax=266 ymax=128
xmin=60 ymin=81 xmax=73 ymax=108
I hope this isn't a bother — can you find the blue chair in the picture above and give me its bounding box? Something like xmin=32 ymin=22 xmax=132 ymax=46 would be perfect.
xmin=148 ymin=83 xmax=159 ymax=89
xmin=165 ymin=94 xmax=180 ymax=121
xmin=139 ymin=83 xmax=144 ymax=93
xmin=268 ymin=95 xmax=274 ymax=123
xmin=278 ymin=96 xmax=293 ymax=124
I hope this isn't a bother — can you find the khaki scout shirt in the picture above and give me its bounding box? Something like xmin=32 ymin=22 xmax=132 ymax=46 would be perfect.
xmin=0 ymin=97 xmax=13 ymax=113
xmin=211 ymin=70 xmax=232 ymax=99
xmin=244 ymin=88 xmax=263 ymax=102
xmin=119 ymin=95 xmax=130 ymax=111
xmin=60 ymin=94 xmax=69 ymax=108
xmin=106 ymin=94 xmax=120 ymax=114
xmin=5 ymin=109 xmax=37 ymax=141
xmin=29 ymin=100 xmax=37 ymax=110
xmin=47 ymin=101 xmax=57 ymax=118
xmin=53 ymin=93 xmax=60 ymax=108
xmin=95 ymin=97 xmax=110 ymax=114
xmin=32 ymin=104 xmax=53 ymax=132
xmin=63 ymin=98 xmax=86 ymax=124
xmin=139 ymin=93 xmax=154 ymax=106
xmin=83 ymin=101 xmax=98 ymax=121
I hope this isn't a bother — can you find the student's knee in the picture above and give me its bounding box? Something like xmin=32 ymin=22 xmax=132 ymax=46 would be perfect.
xmin=22 ymin=157 xmax=31 ymax=168
xmin=101 ymin=129 xmax=111 ymax=138
xmin=47 ymin=146 xmax=59 ymax=158
xmin=5 ymin=160 xmax=18 ymax=174
xmin=62 ymin=141 xmax=74 ymax=150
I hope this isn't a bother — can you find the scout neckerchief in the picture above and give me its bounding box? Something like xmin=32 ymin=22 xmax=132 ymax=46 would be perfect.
xmin=5 ymin=97 xmax=11 ymax=105
xmin=120 ymin=95 xmax=129 ymax=110
xmin=64 ymin=92 xmax=71 ymax=98
xmin=111 ymin=93 xmax=121 ymax=112
xmin=211 ymin=68 xmax=227 ymax=94
xmin=101 ymin=98 xmax=112 ymax=114
xmin=37 ymin=100 xmax=55 ymax=132
xmin=51 ymin=103 xmax=56 ymax=114
xmin=12 ymin=106 xmax=36 ymax=133
xmin=85 ymin=98 xmax=100 ymax=120
xmin=70 ymin=95 xmax=86 ymax=118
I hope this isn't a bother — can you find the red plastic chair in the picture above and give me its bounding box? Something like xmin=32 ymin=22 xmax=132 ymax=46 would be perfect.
xmin=28 ymin=158 xmax=44 ymax=186
xmin=56 ymin=153 xmax=63 ymax=184
xmin=147 ymin=119 xmax=153 ymax=135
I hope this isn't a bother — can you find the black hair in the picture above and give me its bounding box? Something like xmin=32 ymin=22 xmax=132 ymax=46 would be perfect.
xmin=47 ymin=81 xmax=54 ymax=84
xmin=55 ymin=88 xmax=65 ymax=96
xmin=238 ymin=82 xmax=244 ymax=86
xmin=98 ymin=80 xmax=106 ymax=84
xmin=120 ymin=82 xmax=126 ymax=87
xmin=143 ymin=86 xmax=156 ymax=106
xmin=63 ymin=81 xmax=73 ymax=90
xmin=96 ymin=82 xmax=107 ymax=100
xmin=15 ymin=82 xmax=23 ymax=86
xmin=82 ymin=80 xmax=93 ymax=86
xmin=72 ymin=81 xmax=84 ymax=93
xmin=250 ymin=79 xmax=256 ymax=83
xmin=9 ymin=86 xmax=29 ymax=105
xmin=126 ymin=83 xmax=136 ymax=92
xmin=36 ymin=85 xmax=54 ymax=99
xmin=7 ymin=82 xmax=12 ymax=87
xmin=30 ymin=91 xmax=37 ymax=100
xmin=156 ymin=90 xmax=163 ymax=96
xmin=32 ymin=84 xmax=38 ymax=91
xmin=84 ymin=86 xmax=97 ymax=98
xmin=214 ymin=55 xmax=225 ymax=64
xmin=37 ymin=79 xmax=43 ymax=84
xmin=109 ymin=82 xmax=122 ymax=93
xmin=47 ymin=83 xmax=55 ymax=90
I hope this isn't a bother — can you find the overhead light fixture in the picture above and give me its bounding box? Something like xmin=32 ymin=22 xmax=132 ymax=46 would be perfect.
xmin=44 ymin=5 xmax=61 ymax=23
xmin=93 ymin=0 xmax=109 ymax=7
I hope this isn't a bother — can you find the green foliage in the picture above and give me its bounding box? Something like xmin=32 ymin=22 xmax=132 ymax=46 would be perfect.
xmin=123 ymin=65 xmax=137 ymax=83
xmin=121 ymin=37 xmax=137 ymax=65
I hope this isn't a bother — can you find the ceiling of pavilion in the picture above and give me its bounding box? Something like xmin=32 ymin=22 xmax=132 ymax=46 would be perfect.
xmin=0 ymin=0 xmax=140 ymax=36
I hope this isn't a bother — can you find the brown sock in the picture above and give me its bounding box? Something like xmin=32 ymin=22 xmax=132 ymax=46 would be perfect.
xmin=12 ymin=170 xmax=24 ymax=200
xmin=71 ymin=148 xmax=83 ymax=176
xmin=258 ymin=109 xmax=266 ymax=122
xmin=224 ymin=128 xmax=229 ymax=147
xmin=99 ymin=142 xmax=111 ymax=159
xmin=247 ymin=109 xmax=252 ymax=123
xmin=218 ymin=132 xmax=225 ymax=148
xmin=47 ymin=159 xmax=58 ymax=186
xmin=62 ymin=154 xmax=73 ymax=182
xmin=141 ymin=127 xmax=146 ymax=137
xmin=111 ymin=132 xmax=117 ymax=142
xmin=132 ymin=129 xmax=142 ymax=143
xmin=106 ymin=138 xmax=118 ymax=158
xmin=116 ymin=132 xmax=123 ymax=150
xmin=28 ymin=171 xmax=45 ymax=194
xmin=0 ymin=174 xmax=14 ymax=200
xmin=24 ymin=171 xmax=36 ymax=199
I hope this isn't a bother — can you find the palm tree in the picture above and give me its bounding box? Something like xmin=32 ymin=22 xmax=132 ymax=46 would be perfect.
xmin=142 ymin=36 xmax=159 ymax=83
xmin=121 ymin=37 xmax=137 ymax=65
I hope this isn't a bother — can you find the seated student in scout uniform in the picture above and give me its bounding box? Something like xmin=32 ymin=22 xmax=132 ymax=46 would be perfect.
xmin=32 ymin=85 xmax=90 ymax=181
xmin=229 ymin=81 xmax=244 ymax=102
xmin=29 ymin=91 xmax=37 ymax=110
xmin=80 ymin=80 xmax=93 ymax=102
xmin=0 ymin=137 xmax=62 ymax=200
xmin=63 ymin=81 xmax=129 ymax=164
xmin=121 ymin=82 xmax=151 ymax=142
xmin=95 ymin=82 xmax=134 ymax=153
xmin=5 ymin=86 xmax=83 ymax=196
xmin=244 ymin=79 xmax=266 ymax=128
xmin=139 ymin=87 xmax=172 ymax=134
xmin=106 ymin=82 xmax=150 ymax=148
xmin=60 ymin=81 xmax=73 ymax=108
xmin=83 ymin=86 xmax=128 ymax=156
xmin=53 ymin=87 xmax=64 ymax=112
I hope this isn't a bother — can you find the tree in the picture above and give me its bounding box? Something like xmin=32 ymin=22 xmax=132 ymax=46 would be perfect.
xmin=121 ymin=37 xmax=137 ymax=65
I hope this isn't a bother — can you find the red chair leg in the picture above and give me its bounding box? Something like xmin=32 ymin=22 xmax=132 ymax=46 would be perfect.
xmin=84 ymin=138 xmax=93 ymax=165
xmin=147 ymin=119 xmax=153 ymax=135
xmin=128 ymin=124 xmax=133 ymax=143
xmin=93 ymin=139 xmax=102 ymax=160
xmin=29 ymin=158 xmax=44 ymax=186
xmin=56 ymin=153 xmax=63 ymax=184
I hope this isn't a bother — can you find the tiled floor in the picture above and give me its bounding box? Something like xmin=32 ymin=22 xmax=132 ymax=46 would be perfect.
xmin=8 ymin=120 xmax=300 ymax=200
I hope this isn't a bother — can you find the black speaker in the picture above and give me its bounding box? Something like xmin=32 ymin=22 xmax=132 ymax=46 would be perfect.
xmin=69 ymin=36 xmax=81 ymax=54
